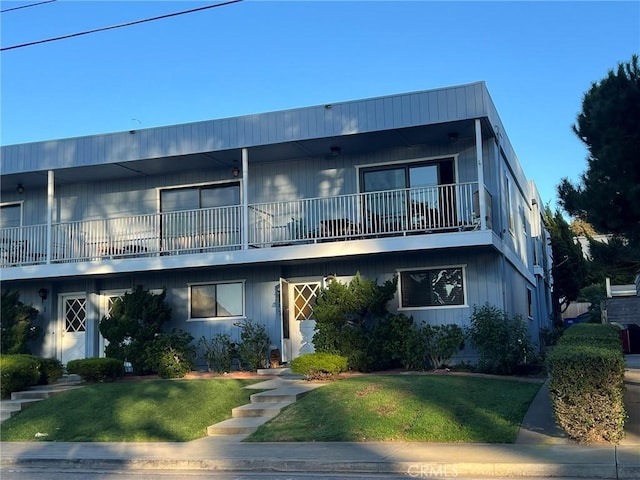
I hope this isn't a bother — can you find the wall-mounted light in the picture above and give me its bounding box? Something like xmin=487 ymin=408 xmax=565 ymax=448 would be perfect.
xmin=330 ymin=146 xmax=341 ymax=157
xmin=17 ymin=183 xmax=25 ymax=194
xmin=231 ymin=167 xmax=240 ymax=177
xmin=531 ymin=198 xmax=538 ymax=206
xmin=38 ymin=288 xmax=48 ymax=301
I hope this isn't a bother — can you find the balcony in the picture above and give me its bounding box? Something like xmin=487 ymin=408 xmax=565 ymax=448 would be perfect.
xmin=1 ymin=183 xmax=490 ymax=269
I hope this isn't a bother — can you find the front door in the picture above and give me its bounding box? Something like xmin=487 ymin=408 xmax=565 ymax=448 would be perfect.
xmin=59 ymin=294 xmax=87 ymax=365
xmin=288 ymin=282 xmax=321 ymax=360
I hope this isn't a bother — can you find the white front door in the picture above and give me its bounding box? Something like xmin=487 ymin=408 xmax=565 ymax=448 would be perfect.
xmin=288 ymin=282 xmax=321 ymax=359
xmin=59 ymin=294 xmax=87 ymax=365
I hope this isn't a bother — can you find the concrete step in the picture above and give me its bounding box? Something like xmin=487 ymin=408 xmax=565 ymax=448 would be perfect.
xmin=256 ymin=367 xmax=291 ymax=376
xmin=0 ymin=398 xmax=44 ymax=420
xmin=249 ymin=384 xmax=317 ymax=403
xmin=11 ymin=385 xmax=80 ymax=400
xmin=206 ymin=416 xmax=271 ymax=435
xmin=232 ymin=401 xmax=294 ymax=418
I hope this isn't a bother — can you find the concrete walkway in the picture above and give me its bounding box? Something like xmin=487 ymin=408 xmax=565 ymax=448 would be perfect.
xmin=1 ymin=358 xmax=639 ymax=478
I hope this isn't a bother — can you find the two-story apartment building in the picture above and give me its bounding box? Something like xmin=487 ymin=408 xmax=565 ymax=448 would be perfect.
xmin=0 ymin=82 xmax=553 ymax=367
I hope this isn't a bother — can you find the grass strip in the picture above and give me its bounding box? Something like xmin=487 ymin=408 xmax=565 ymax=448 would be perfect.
xmin=1 ymin=378 xmax=259 ymax=442
xmin=247 ymin=375 xmax=541 ymax=443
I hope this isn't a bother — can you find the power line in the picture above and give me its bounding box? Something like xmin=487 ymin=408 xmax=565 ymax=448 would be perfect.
xmin=0 ymin=0 xmax=56 ymax=14
xmin=1 ymin=0 xmax=243 ymax=52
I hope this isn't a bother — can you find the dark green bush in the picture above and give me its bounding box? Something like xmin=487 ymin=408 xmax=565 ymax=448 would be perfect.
xmin=466 ymin=304 xmax=533 ymax=374
xmin=547 ymin=323 xmax=626 ymax=443
xmin=558 ymin=323 xmax=621 ymax=348
xmin=368 ymin=313 xmax=416 ymax=370
xmin=0 ymin=354 xmax=41 ymax=398
xmin=1 ymin=291 xmax=41 ymax=355
xmin=418 ymin=324 xmax=465 ymax=370
xmin=37 ymin=357 xmax=63 ymax=385
xmin=312 ymin=273 xmax=398 ymax=371
xmin=198 ymin=333 xmax=237 ymax=373
xmin=144 ymin=329 xmax=196 ymax=378
xmin=66 ymin=358 xmax=124 ymax=382
xmin=290 ymin=352 xmax=348 ymax=380
xmin=235 ymin=319 xmax=270 ymax=371
xmin=99 ymin=286 xmax=171 ymax=375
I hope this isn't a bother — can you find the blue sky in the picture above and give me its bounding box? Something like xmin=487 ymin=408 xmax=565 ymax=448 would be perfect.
xmin=1 ymin=1 xmax=638 ymax=207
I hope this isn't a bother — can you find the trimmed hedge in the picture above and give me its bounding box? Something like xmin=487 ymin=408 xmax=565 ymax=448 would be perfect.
xmin=66 ymin=357 xmax=125 ymax=382
xmin=547 ymin=324 xmax=626 ymax=443
xmin=0 ymin=354 xmax=40 ymax=398
xmin=290 ymin=353 xmax=348 ymax=380
xmin=37 ymin=357 xmax=63 ymax=385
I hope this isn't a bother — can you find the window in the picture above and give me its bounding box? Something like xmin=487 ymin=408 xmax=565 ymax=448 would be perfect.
xmin=0 ymin=203 xmax=21 ymax=228
xmin=399 ymin=267 xmax=465 ymax=308
xmin=360 ymin=158 xmax=455 ymax=231
xmin=189 ymin=281 xmax=244 ymax=319
xmin=527 ymin=288 xmax=533 ymax=319
xmin=505 ymin=174 xmax=514 ymax=233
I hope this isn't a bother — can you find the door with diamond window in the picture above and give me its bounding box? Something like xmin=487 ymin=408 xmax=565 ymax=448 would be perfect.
xmin=59 ymin=295 xmax=87 ymax=365
xmin=289 ymin=282 xmax=321 ymax=359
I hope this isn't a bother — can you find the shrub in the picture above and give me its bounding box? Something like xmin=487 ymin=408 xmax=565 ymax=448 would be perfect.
xmin=466 ymin=304 xmax=533 ymax=374
xmin=66 ymin=358 xmax=124 ymax=382
xmin=547 ymin=324 xmax=626 ymax=443
xmin=99 ymin=286 xmax=171 ymax=374
xmin=144 ymin=329 xmax=196 ymax=379
xmin=1 ymin=291 xmax=41 ymax=355
xmin=312 ymin=273 xmax=398 ymax=371
xmin=420 ymin=324 xmax=465 ymax=369
xmin=368 ymin=313 xmax=416 ymax=370
xmin=235 ymin=319 xmax=270 ymax=371
xmin=198 ymin=333 xmax=237 ymax=373
xmin=290 ymin=353 xmax=348 ymax=380
xmin=37 ymin=357 xmax=63 ymax=385
xmin=0 ymin=354 xmax=41 ymax=398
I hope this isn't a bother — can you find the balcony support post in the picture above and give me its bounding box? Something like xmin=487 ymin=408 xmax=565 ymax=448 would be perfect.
xmin=46 ymin=170 xmax=54 ymax=264
xmin=242 ymin=148 xmax=249 ymax=250
xmin=474 ymin=119 xmax=487 ymax=230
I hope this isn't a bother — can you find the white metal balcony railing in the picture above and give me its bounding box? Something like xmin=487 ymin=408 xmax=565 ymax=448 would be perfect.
xmin=0 ymin=183 xmax=490 ymax=268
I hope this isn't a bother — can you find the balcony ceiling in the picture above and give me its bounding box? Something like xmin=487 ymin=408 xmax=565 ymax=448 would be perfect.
xmin=1 ymin=119 xmax=488 ymax=192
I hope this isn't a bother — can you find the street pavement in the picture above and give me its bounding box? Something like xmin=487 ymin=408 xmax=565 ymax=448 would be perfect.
xmin=1 ymin=356 xmax=639 ymax=479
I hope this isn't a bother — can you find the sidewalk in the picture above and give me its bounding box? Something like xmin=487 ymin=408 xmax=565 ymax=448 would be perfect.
xmin=1 ymin=357 xmax=639 ymax=479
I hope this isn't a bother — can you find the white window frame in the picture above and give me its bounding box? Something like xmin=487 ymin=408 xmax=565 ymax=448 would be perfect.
xmin=397 ymin=265 xmax=468 ymax=310
xmin=527 ymin=287 xmax=534 ymax=320
xmin=187 ymin=280 xmax=246 ymax=321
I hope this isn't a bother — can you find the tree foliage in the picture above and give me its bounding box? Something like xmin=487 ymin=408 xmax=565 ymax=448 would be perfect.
xmin=558 ymin=55 xmax=640 ymax=265
xmin=543 ymin=207 xmax=588 ymax=316
xmin=99 ymin=286 xmax=172 ymax=374
xmin=0 ymin=291 xmax=40 ymax=355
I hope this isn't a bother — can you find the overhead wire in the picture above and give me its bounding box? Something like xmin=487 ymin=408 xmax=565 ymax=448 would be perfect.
xmin=1 ymin=0 xmax=243 ymax=52
xmin=0 ymin=0 xmax=56 ymax=14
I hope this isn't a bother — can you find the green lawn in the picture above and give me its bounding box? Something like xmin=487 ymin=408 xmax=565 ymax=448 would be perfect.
xmin=247 ymin=375 xmax=542 ymax=443
xmin=0 ymin=379 xmax=259 ymax=442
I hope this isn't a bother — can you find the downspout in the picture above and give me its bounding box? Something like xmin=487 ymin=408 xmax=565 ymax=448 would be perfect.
xmin=242 ymin=148 xmax=249 ymax=250
xmin=46 ymin=170 xmax=54 ymax=264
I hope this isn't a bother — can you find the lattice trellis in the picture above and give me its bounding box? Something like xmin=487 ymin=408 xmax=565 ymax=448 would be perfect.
xmin=292 ymin=283 xmax=320 ymax=321
xmin=65 ymin=298 xmax=86 ymax=333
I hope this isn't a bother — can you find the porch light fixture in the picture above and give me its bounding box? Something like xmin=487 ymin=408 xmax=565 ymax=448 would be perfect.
xmin=231 ymin=167 xmax=240 ymax=177
xmin=330 ymin=146 xmax=341 ymax=157
xmin=16 ymin=183 xmax=24 ymax=194
xmin=38 ymin=288 xmax=48 ymax=301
